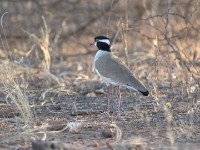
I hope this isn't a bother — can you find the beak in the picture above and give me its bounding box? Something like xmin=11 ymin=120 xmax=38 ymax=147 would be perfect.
xmin=90 ymin=41 xmax=95 ymax=46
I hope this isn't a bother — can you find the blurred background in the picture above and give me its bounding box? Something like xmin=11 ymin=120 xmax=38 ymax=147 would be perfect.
xmin=0 ymin=0 xmax=199 ymax=148
xmin=0 ymin=0 xmax=199 ymax=82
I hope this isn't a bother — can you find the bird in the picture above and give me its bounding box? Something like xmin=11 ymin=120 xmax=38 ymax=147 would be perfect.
xmin=91 ymin=35 xmax=149 ymax=117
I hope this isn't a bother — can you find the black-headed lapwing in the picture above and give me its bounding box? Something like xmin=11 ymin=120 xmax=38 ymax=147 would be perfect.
xmin=91 ymin=36 xmax=149 ymax=117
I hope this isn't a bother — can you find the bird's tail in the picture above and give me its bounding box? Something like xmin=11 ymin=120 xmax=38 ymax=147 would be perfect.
xmin=138 ymin=90 xmax=149 ymax=96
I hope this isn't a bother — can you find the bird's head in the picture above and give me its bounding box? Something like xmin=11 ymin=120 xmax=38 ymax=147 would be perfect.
xmin=91 ymin=36 xmax=111 ymax=52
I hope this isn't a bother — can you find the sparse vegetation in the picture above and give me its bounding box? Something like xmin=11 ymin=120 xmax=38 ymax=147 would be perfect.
xmin=0 ymin=0 xmax=199 ymax=149
xmin=0 ymin=60 xmax=34 ymax=126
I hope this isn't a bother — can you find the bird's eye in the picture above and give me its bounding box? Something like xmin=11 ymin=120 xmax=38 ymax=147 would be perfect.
xmin=96 ymin=39 xmax=99 ymax=42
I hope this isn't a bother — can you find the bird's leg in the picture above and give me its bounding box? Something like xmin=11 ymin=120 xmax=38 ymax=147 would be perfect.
xmin=117 ymin=86 xmax=121 ymax=118
xmin=107 ymin=85 xmax=111 ymax=113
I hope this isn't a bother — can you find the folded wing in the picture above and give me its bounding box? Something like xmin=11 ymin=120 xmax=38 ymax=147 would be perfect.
xmin=95 ymin=53 xmax=149 ymax=96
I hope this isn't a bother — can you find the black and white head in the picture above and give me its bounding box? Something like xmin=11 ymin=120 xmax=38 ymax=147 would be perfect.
xmin=91 ymin=36 xmax=111 ymax=52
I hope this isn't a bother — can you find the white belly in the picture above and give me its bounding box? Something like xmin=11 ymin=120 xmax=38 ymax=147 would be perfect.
xmin=95 ymin=68 xmax=118 ymax=86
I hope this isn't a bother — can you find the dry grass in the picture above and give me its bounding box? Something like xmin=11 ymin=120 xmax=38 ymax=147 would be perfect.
xmin=0 ymin=0 xmax=199 ymax=149
xmin=0 ymin=60 xmax=34 ymax=126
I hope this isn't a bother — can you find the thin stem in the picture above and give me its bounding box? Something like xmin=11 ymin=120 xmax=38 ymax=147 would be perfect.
xmin=107 ymin=86 xmax=111 ymax=113
xmin=164 ymin=0 xmax=172 ymax=89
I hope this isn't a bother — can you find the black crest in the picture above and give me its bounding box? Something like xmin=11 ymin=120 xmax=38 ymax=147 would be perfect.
xmin=95 ymin=36 xmax=109 ymax=41
xmin=94 ymin=35 xmax=110 ymax=52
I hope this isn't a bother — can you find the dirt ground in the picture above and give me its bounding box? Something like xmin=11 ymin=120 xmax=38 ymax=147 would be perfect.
xmin=0 ymin=0 xmax=200 ymax=150
xmin=0 ymin=53 xmax=199 ymax=150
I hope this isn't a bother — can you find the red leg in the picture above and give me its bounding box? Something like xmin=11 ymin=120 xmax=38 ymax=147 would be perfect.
xmin=117 ymin=86 xmax=121 ymax=118
xmin=107 ymin=86 xmax=111 ymax=113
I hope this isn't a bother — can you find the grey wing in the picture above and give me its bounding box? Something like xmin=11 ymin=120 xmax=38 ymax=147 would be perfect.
xmin=95 ymin=54 xmax=148 ymax=92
